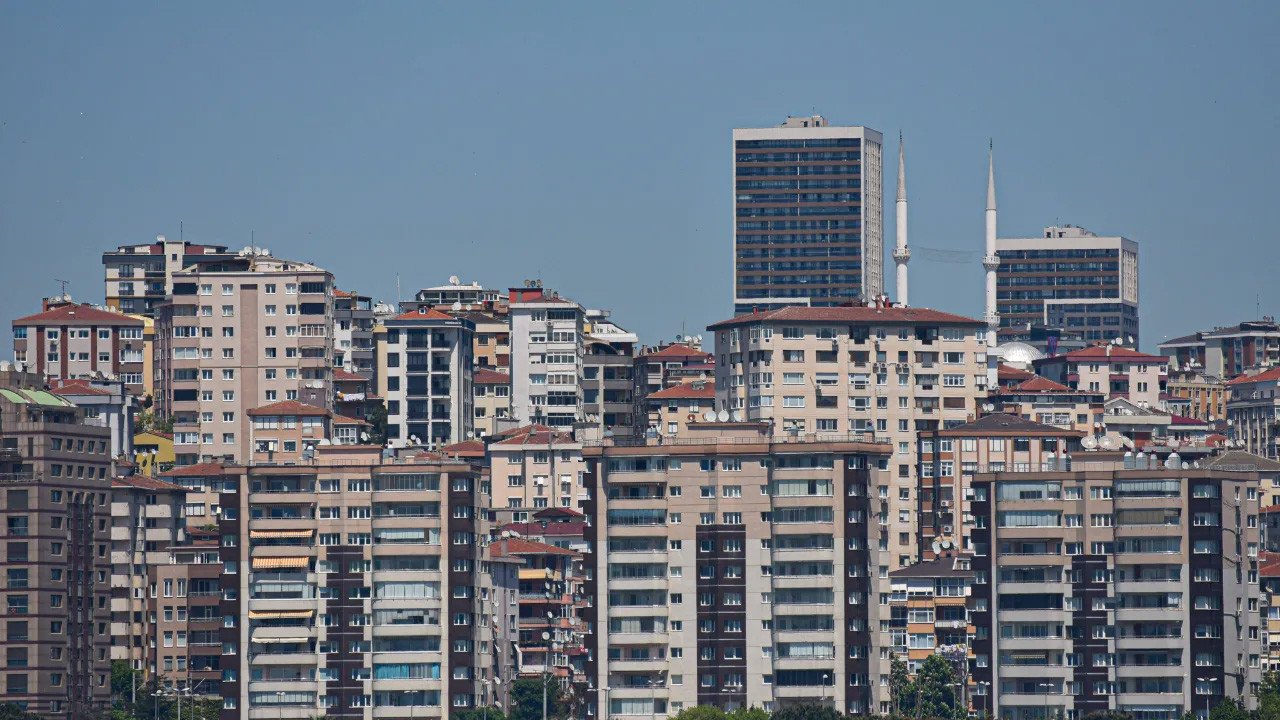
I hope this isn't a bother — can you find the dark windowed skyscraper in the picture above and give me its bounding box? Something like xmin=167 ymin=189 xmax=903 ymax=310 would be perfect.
xmin=732 ymin=116 xmax=883 ymax=315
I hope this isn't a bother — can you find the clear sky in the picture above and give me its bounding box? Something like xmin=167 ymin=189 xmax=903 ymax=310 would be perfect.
xmin=1 ymin=1 xmax=1277 ymax=350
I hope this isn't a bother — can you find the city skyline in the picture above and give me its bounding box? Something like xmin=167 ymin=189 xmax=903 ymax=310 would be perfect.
xmin=1 ymin=3 xmax=1278 ymax=348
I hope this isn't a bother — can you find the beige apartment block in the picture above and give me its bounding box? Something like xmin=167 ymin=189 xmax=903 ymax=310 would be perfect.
xmin=0 ymin=373 xmax=114 ymax=719
xmin=12 ymin=299 xmax=148 ymax=396
xmin=917 ymin=414 xmax=1083 ymax=558
xmin=710 ymin=304 xmax=987 ymax=569
xmin=489 ymin=425 xmax=586 ymax=522
xmin=210 ymin=447 xmax=517 ymax=719
xmin=155 ymin=252 xmax=335 ymax=466
xmin=633 ymin=342 xmax=715 ymax=434
xmin=970 ymin=455 xmax=1265 ymax=720
xmin=580 ymin=422 xmax=891 ymax=717
xmin=109 ymin=476 xmax=188 ymax=671
xmin=245 ymin=399 xmax=369 ymax=464
xmin=1227 ymin=367 xmax=1280 ymax=460
xmin=884 ymin=556 xmax=978 ymax=712
xmin=101 ymin=236 xmax=236 ymax=318
xmin=1033 ymin=344 xmax=1167 ymax=409
xmin=473 ymin=368 xmax=512 ymax=438
xmin=1165 ymin=371 xmax=1228 ymax=423
xmin=157 ymin=462 xmax=229 ymax=525
xmin=146 ymin=529 xmax=222 ymax=690
xmin=990 ymin=366 xmax=1104 ymax=434
xmin=644 ymin=380 xmax=716 ymax=437
xmin=454 ymin=308 xmax=511 ymax=370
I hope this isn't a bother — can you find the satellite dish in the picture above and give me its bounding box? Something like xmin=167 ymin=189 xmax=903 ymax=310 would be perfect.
xmin=318 ymin=438 xmax=331 ymax=446
xmin=1098 ymin=436 xmax=1115 ymax=450
xmin=717 ymin=410 xmax=729 ymax=422
xmin=931 ymin=539 xmax=942 ymax=555
xmin=981 ymin=403 xmax=995 ymax=413
xmin=941 ymin=539 xmax=953 ymax=549
xmin=360 ymin=431 xmax=369 ymax=442
xmin=702 ymin=411 xmax=717 ymax=423
xmin=1081 ymin=436 xmax=1098 ymax=450
xmin=1114 ymin=337 xmax=1124 ymax=346
xmin=731 ymin=410 xmax=743 ymax=422
xmin=451 ymin=301 xmax=462 ymax=312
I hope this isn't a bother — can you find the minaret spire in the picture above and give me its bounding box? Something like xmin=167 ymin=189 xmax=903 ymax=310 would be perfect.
xmin=892 ymin=131 xmax=911 ymax=305
xmin=983 ymin=140 xmax=999 ymax=347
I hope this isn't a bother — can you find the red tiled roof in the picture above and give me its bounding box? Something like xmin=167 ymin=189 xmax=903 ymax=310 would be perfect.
xmin=641 ymin=344 xmax=712 ymax=360
xmin=135 ymin=430 xmax=173 ymax=440
xmin=113 ymin=476 xmax=188 ymax=492
xmin=1170 ymin=414 xmax=1207 ymax=426
xmin=160 ymin=462 xmax=229 ymax=478
xmin=439 ymin=439 xmax=485 ymax=458
xmin=48 ymin=379 xmax=113 ymax=396
xmin=492 ymin=428 xmax=576 ymax=447
xmin=996 ymin=364 xmax=1036 ymax=382
xmin=490 ymin=537 xmax=577 ymax=557
xmin=708 ymin=305 xmax=983 ymax=330
xmin=329 ymin=413 xmax=368 ymax=426
xmin=333 ymin=289 xmax=353 ymax=298
xmin=13 ymin=303 xmax=144 ymax=327
xmin=534 ymin=507 xmax=585 ymax=519
xmin=332 ymin=369 xmax=368 ymax=382
xmin=1051 ymin=345 xmax=1167 ymax=363
xmin=492 ymin=424 xmax=553 ymax=439
xmin=389 ymin=307 xmax=455 ymax=322
xmin=647 ymin=381 xmax=715 ymax=400
xmin=246 ymin=400 xmax=330 ymax=417
xmin=474 ymin=369 xmax=511 ymax=384
xmin=1009 ymin=376 xmax=1073 ymax=393
xmin=1226 ymin=368 xmax=1280 ymax=386
xmin=502 ymin=521 xmax=587 ymax=537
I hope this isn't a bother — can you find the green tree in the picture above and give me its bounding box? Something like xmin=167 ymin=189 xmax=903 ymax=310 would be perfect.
xmin=452 ymin=708 xmax=508 ymax=720
xmin=0 ymin=704 xmax=43 ymax=720
xmin=365 ymin=402 xmax=389 ymax=445
xmin=1208 ymin=699 xmax=1249 ymax=720
xmin=728 ymin=708 xmax=771 ymax=720
xmin=509 ymin=677 xmax=571 ymax=720
xmin=770 ymin=703 xmax=846 ymax=720
xmin=1259 ymin=671 xmax=1280 ymax=720
xmin=672 ymin=708 xmax=729 ymax=720
xmin=889 ymin=655 xmax=911 ymax=716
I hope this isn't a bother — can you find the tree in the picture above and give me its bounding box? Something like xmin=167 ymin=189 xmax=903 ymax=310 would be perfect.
xmin=771 ymin=703 xmax=846 ymax=720
xmin=509 ymin=677 xmax=571 ymax=720
xmin=1259 ymin=671 xmax=1280 ymax=720
xmin=1208 ymin=699 xmax=1249 ymax=720
xmin=365 ymin=402 xmax=389 ymax=445
xmin=727 ymin=708 xmax=771 ymax=720
xmin=0 ymin=705 xmax=43 ymax=720
xmin=452 ymin=708 xmax=508 ymax=720
xmin=889 ymin=655 xmax=911 ymax=716
xmin=672 ymin=708 xmax=729 ymax=720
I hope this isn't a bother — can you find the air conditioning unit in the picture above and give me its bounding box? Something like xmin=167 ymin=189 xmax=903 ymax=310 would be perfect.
xmin=940 ymin=500 xmax=952 ymax=508
xmin=942 ymin=525 xmax=953 ymax=535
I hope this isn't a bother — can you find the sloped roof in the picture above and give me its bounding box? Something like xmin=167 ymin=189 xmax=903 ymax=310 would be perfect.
xmin=1226 ymin=368 xmax=1280 ymax=386
xmin=438 ymin=439 xmax=485 ymax=458
xmin=1159 ymin=332 xmax=1204 ymax=347
xmin=1203 ymin=451 xmax=1280 ymax=471
xmin=502 ymin=521 xmax=587 ymax=537
xmin=942 ymin=413 xmax=1083 ymax=437
xmin=641 ymin=344 xmax=712 ymax=360
xmin=996 ymin=364 xmax=1037 ymax=382
xmin=492 ymin=427 xmax=576 ymax=447
xmin=647 ymin=381 xmax=715 ymax=400
xmin=389 ymin=307 xmax=456 ymax=322
xmin=709 ymin=305 xmax=983 ymax=330
xmin=113 ymin=476 xmax=187 ymax=492
xmin=246 ymin=400 xmax=330 ymax=417
xmin=474 ymin=369 xmax=511 ymax=384
xmin=48 ymin=379 xmax=113 ymax=396
xmin=1047 ymin=345 xmax=1167 ymax=363
xmin=332 ymin=369 xmax=368 ymax=382
xmin=490 ymin=537 xmax=577 ymax=558
xmin=161 ymin=462 xmax=230 ymax=478
xmin=13 ymin=303 xmax=144 ymax=327
xmin=1008 ymin=376 xmax=1073 ymax=393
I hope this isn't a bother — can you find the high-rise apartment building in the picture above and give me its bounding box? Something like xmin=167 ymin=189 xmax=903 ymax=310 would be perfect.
xmin=154 ymin=251 xmax=335 ymax=466
xmin=333 ymin=289 xmax=375 ymax=379
xmin=580 ymin=423 xmax=890 ymax=717
xmin=970 ymin=456 xmax=1264 ymax=720
xmin=211 ymin=447 xmax=516 ymax=719
xmin=710 ymin=304 xmax=987 ymax=568
xmin=377 ymin=305 xmax=475 ymax=448
xmin=102 ymin=236 xmax=237 ymax=317
xmin=13 ymin=299 xmax=148 ymax=396
xmin=473 ymin=368 xmax=512 ymax=438
xmin=584 ymin=309 xmax=637 ymax=435
xmin=996 ymin=225 xmax=1139 ymax=345
xmin=0 ymin=373 xmax=114 ymax=719
xmin=1033 ymin=344 xmax=1167 ymax=409
xmin=509 ymin=286 xmax=586 ymax=428
xmin=1226 ymin=368 xmax=1280 ymax=459
xmin=488 ymin=424 xmax=586 ymax=522
xmin=146 ymin=530 xmax=222 ymax=690
xmin=732 ymin=115 xmax=883 ymax=314
xmin=1159 ymin=319 xmax=1280 ymax=379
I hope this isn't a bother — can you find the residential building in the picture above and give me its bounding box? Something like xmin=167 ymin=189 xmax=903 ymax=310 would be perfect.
xmin=509 ymin=285 xmax=585 ymax=428
xmin=13 ymin=299 xmax=147 ymax=395
xmin=489 ymin=537 xmax=588 ymax=684
xmin=109 ymin=475 xmax=188 ymax=672
xmin=633 ymin=342 xmax=714 ymax=434
xmin=995 ymin=225 xmax=1140 ymax=345
xmin=969 ymin=456 xmax=1264 ymax=720
xmin=989 ymin=370 xmax=1103 ymax=434
xmin=157 ymin=462 xmax=228 ymax=525
xmin=917 ymin=414 xmax=1082 ymax=557
xmin=501 ymin=507 xmax=589 ymax=554
xmin=146 ymin=530 xmax=222 ymax=689
xmin=408 ymin=278 xmax=502 ymax=308
xmin=0 ymin=372 xmax=114 ymax=718
xmin=583 ymin=309 xmax=637 ymax=435
xmin=710 ymin=303 xmax=988 ymax=569
xmin=246 ymin=399 xmax=369 ymax=463
xmin=1100 ymin=396 xmax=1174 ymax=448
xmin=1033 ymin=344 xmax=1167 ymax=409
xmin=333 ymin=289 xmax=376 ymax=379
xmin=211 ymin=446 xmax=514 ymax=719
xmin=452 ymin=309 xmax=510 ymax=370
xmin=1261 ymin=553 xmax=1280 ymax=671
xmin=378 ymin=305 xmax=475 ymax=448
xmin=489 ymin=424 xmax=586 ymax=522
xmin=884 ymin=556 xmax=978 ymax=712
xmin=1226 ymin=368 xmax=1280 ymax=459
xmin=102 ymin=236 xmax=235 ymax=317
xmin=133 ymin=430 xmax=175 ymax=476
xmin=332 ymin=367 xmax=377 ymax=421
xmin=48 ymin=377 xmax=137 ymax=460
xmin=1166 ymin=371 xmax=1228 ymax=423
xmin=643 ymin=380 xmax=716 ymax=437
xmin=580 ymin=422 xmax=891 ymax=716
xmin=155 ymin=251 xmax=335 ymax=466
xmin=732 ymin=115 xmax=884 ymax=313
xmin=473 ymin=368 xmax=512 ymax=438
xmin=1159 ymin=319 xmax=1280 ymax=378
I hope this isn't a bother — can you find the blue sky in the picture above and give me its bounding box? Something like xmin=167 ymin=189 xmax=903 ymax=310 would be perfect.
xmin=1 ymin=1 xmax=1277 ymax=349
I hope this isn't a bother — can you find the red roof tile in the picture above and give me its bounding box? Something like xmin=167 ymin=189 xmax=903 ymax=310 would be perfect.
xmin=1226 ymin=368 xmax=1280 ymax=386
xmin=1009 ymin=376 xmax=1073 ymax=393
xmin=329 ymin=413 xmax=369 ymax=426
xmin=492 ymin=428 xmax=576 ymax=447
xmin=1170 ymin=414 xmax=1207 ymax=426
xmin=534 ymin=507 xmax=585 ymax=519
xmin=48 ymin=379 xmax=113 ymax=396
xmin=113 ymin=476 xmax=188 ymax=492
xmin=438 ymin=439 xmax=485 ymax=458
xmin=641 ymin=344 xmax=713 ymax=360
xmin=647 ymin=381 xmax=715 ymax=400
xmin=246 ymin=400 xmax=330 ymax=417
xmin=13 ymin=303 xmax=144 ymax=327
xmin=492 ymin=424 xmax=554 ymax=439
xmin=474 ymin=369 xmax=511 ymax=384
xmin=160 ymin=462 xmax=230 ymax=478
xmin=1052 ymin=345 xmax=1168 ymax=363
xmin=332 ymin=369 xmax=368 ymax=382
xmin=501 ymin=521 xmax=587 ymax=537
xmin=389 ymin=307 xmax=455 ymax=322
xmin=708 ymin=305 xmax=983 ymax=330
xmin=490 ymin=537 xmax=578 ymax=557
xmin=996 ymin=363 xmax=1037 ymax=382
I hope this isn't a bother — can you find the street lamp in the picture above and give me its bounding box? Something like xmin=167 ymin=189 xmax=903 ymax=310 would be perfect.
xmin=977 ymin=681 xmax=991 ymax=719
xmin=1037 ymin=682 xmax=1054 ymax=720
xmin=822 ymin=673 xmax=831 ymax=708
xmin=403 ymin=689 xmax=416 ymax=720
xmin=275 ymin=690 xmax=285 ymax=720
xmin=1197 ymin=677 xmax=1216 ymax=720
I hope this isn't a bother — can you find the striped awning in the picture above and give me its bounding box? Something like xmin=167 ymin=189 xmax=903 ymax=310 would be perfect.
xmin=251 ymin=556 xmax=309 ymax=569
xmin=248 ymin=609 xmax=314 ymax=620
xmin=251 ymin=636 xmax=309 ymax=644
xmin=250 ymin=529 xmax=312 ymax=539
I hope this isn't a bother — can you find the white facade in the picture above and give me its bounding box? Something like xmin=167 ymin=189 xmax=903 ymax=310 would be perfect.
xmin=381 ymin=309 xmax=475 ymax=448
xmin=509 ymin=292 xmax=586 ymax=428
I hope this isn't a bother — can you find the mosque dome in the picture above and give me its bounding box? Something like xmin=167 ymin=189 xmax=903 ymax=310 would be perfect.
xmin=995 ymin=341 xmax=1044 ymax=369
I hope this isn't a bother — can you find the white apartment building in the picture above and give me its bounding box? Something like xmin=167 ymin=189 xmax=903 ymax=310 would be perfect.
xmin=509 ymin=285 xmax=585 ymax=428
xmin=709 ymin=304 xmax=987 ymax=568
xmin=377 ymin=306 xmax=475 ymax=448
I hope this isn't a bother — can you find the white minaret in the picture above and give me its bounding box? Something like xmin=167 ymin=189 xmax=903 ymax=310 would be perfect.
xmin=892 ymin=132 xmax=910 ymax=306
xmin=983 ymin=142 xmax=999 ymax=348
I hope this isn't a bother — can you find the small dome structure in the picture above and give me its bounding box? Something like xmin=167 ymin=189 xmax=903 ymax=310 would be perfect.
xmin=995 ymin=341 xmax=1044 ymax=369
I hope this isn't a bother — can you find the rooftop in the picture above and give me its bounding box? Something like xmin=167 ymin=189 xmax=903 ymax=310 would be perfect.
xmin=647 ymin=381 xmax=715 ymax=400
xmin=708 ymin=305 xmax=983 ymax=330
xmin=942 ymin=413 xmax=1083 ymax=437
xmin=13 ymin=303 xmax=143 ymax=327
xmin=246 ymin=400 xmax=330 ymax=417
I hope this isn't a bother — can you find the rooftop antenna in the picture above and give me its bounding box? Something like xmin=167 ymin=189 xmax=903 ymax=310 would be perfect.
xmin=179 ymin=220 xmax=184 ymax=241
xmin=55 ymin=278 xmax=70 ymax=297
xmin=396 ymin=274 xmax=401 ymax=305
